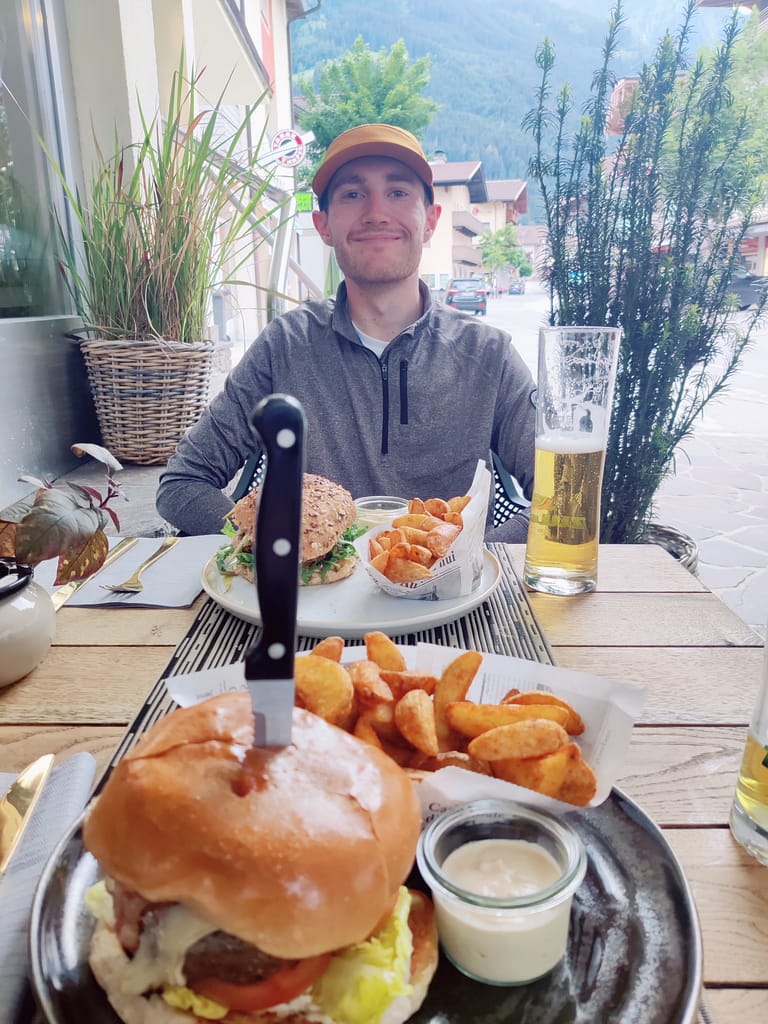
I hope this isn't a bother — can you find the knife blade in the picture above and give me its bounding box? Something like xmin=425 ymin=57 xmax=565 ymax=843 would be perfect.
xmin=0 ymin=753 xmax=55 ymax=876
xmin=162 ymin=396 xmax=306 ymax=739
xmin=245 ymin=394 xmax=305 ymax=747
xmin=50 ymin=536 xmax=140 ymax=611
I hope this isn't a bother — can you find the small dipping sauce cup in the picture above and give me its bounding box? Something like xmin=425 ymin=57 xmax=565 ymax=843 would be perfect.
xmin=353 ymin=495 xmax=409 ymax=530
xmin=416 ymin=800 xmax=587 ymax=986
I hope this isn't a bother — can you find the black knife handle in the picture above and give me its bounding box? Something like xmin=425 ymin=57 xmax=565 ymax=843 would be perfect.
xmin=245 ymin=395 xmax=306 ymax=680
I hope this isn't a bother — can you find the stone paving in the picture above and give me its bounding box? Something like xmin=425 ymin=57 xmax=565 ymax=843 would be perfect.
xmin=651 ymin=322 xmax=768 ymax=639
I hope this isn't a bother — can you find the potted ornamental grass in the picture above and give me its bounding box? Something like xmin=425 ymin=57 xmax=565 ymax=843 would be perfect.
xmin=49 ymin=56 xmax=286 ymax=465
xmin=525 ymin=0 xmax=767 ymax=550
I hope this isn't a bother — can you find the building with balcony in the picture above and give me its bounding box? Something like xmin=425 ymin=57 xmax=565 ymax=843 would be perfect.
xmin=417 ymin=157 xmax=488 ymax=291
xmin=419 ymin=154 xmax=530 ymax=293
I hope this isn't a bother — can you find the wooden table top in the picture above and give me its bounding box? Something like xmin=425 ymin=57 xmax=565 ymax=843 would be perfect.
xmin=2 ymin=543 xmax=764 ymax=1023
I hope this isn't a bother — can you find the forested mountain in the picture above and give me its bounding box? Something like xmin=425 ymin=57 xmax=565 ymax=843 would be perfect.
xmin=290 ymin=0 xmax=734 ymax=217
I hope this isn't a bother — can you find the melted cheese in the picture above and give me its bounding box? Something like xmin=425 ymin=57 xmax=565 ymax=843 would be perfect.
xmin=120 ymin=903 xmax=218 ymax=994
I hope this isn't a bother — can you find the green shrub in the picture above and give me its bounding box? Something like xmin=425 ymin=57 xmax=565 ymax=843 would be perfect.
xmin=525 ymin=0 xmax=767 ymax=543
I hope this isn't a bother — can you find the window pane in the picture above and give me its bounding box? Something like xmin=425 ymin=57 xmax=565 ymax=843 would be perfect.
xmin=0 ymin=0 xmax=70 ymax=318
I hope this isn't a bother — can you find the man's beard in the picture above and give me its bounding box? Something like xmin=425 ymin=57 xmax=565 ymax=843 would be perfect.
xmin=334 ymin=243 xmax=422 ymax=287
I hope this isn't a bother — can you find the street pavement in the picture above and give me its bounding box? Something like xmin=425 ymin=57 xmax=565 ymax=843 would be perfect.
xmin=485 ymin=281 xmax=768 ymax=638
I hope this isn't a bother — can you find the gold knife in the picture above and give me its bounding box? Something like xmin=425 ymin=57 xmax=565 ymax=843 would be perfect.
xmin=0 ymin=753 xmax=55 ymax=876
xmin=50 ymin=536 xmax=139 ymax=611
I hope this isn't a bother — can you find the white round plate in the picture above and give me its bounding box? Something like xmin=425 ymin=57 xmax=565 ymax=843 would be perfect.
xmin=200 ymin=549 xmax=501 ymax=639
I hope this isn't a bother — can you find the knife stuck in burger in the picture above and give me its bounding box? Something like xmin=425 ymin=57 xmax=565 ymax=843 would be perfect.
xmin=81 ymin=700 xmax=438 ymax=1024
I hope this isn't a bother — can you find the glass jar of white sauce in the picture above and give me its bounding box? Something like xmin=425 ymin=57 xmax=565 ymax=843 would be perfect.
xmin=416 ymin=799 xmax=586 ymax=986
xmin=353 ymin=495 xmax=409 ymax=530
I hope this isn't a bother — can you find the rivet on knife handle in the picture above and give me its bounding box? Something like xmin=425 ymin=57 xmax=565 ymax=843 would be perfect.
xmin=245 ymin=395 xmax=306 ymax=747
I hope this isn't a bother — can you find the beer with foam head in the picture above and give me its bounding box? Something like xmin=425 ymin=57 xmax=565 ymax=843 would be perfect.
xmin=523 ymin=326 xmax=621 ymax=596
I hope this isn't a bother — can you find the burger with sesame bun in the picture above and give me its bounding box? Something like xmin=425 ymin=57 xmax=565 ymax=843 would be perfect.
xmin=82 ymin=694 xmax=438 ymax=1024
xmin=217 ymin=473 xmax=365 ymax=586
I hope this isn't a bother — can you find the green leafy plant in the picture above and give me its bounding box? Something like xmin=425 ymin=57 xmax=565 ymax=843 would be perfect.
xmin=0 ymin=444 xmax=125 ymax=584
xmin=296 ymin=36 xmax=437 ymax=186
xmin=524 ymin=0 xmax=767 ymax=543
xmin=47 ymin=57 xmax=283 ymax=343
xmin=479 ymin=224 xmax=533 ymax=279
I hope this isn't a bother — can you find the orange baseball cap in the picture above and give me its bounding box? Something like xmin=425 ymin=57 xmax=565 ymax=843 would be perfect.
xmin=311 ymin=123 xmax=434 ymax=202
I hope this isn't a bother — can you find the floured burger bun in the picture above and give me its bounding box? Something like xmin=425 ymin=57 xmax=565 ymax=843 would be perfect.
xmin=82 ymin=695 xmax=437 ymax=1024
xmin=220 ymin=473 xmax=361 ymax=586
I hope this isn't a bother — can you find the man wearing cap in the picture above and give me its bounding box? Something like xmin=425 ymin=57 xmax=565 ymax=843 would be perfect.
xmin=157 ymin=124 xmax=536 ymax=541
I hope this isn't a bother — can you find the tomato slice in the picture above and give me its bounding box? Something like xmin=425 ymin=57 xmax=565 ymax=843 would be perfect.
xmin=193 ymin=953 xmax=332 ymax=1012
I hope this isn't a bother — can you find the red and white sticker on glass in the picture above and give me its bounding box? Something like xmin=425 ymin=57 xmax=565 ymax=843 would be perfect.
xmin=270 ymin=130 xmax=307 ymax=167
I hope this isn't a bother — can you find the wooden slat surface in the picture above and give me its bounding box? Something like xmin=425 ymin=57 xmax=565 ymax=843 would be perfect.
xmin=0 ymin=648 xmax=172 ymax=723
xmin=665 ymin=829 xmax=768 ymax=985
xmin=555 ymin=647 xmax=763 ymax=724
xmin=506 ymin=542 xmax=708 ymax=592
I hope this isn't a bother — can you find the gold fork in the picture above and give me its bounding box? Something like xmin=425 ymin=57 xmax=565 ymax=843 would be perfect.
xmin=100 ymin=536 xmax=179 ymax=594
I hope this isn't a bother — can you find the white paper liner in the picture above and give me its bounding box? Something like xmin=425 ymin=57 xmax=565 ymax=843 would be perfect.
xmin=166 ymin=643 xmax=646 ymax=821
xmin=352 ymin=460 xmax=490 ymax=601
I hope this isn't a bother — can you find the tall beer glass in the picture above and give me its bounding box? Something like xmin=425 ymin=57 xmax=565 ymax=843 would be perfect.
xmin=729 ymin=621 xmax=768 ymax=865
xmin=524 ymin=327 xmax=621 ymax=596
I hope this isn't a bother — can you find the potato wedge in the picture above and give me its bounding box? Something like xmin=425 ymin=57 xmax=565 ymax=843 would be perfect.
xmin=502 ymin=691 xmax=585 ymax=735
xmin=434 ymin=651 xmax=483 ymax=751
xmin=310 ymin=635 xmax=344 ymax=663
xmin=409 ymin=749 xmax=492 ymax=776
xmin=347 ymin=659 xmax=394 ymax=708
xmin=424 ymin=522 xmax=462 ymax=558
xmin=445 ymin=700 xmax=569 ymax=739
xmin=467 ymin=719 xmax=570 ymax=761
xmin=353 ymin=715 xmax=383 ymax=749
xmin=556 ymin=745 xmax=598 ymax=806
xmin=364 ymin=631 xmax=407 ymax=671
xmin=392 ymin=513 xmax=443 ymax=531
xmin=491 ymin=743 xmax=573 ymax=797
xmin=294 ymin=656 xmax=355 ymax=729
xmin=447 ymin=494 xmax=471 ymax=513
xmin=394 ymin=689 xmax=439 ymax=756
xmin=388 ymin=541 xmax=412 ymax=561
xmin=369 ymin=537 xmax=385 ymax=559
xmin=378 ymin=528 xmax=406 ymax=548
xmin=379 ymin=669 xmax=438 ymax=698
xmin=500 ymin=687 xmax=521 ymax=702
xmin=424 ymin=497 xmax=450 ymax=517
xmin=408 ymin=544 xmax=435 ymax=567
xmin=386 ymin=557 xmax=433 ymax=583
xmin=369 ymin=550 xmax=391 ymax=574
xmin=399 ymin=526 xmax=431 ymax=546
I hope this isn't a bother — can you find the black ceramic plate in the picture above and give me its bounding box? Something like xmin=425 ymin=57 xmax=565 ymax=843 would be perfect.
xmin=29 ymin=788 xmax=702 ymax=1024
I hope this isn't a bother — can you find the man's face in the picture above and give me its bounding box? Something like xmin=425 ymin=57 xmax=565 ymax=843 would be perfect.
xmin=312 ymin=157 xmax=440 ymax=288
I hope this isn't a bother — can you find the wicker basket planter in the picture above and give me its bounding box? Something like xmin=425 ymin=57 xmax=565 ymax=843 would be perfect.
xmin=80 ymin=338 xmax=215 ymax=465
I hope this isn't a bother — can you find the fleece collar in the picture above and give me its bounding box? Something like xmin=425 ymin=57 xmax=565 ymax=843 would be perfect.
xmin=331 ymin=279 xmax=434 ymax=347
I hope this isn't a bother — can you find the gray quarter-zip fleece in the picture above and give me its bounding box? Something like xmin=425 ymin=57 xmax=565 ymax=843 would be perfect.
xmin=156 ymin=281 xmax=536 ymax=542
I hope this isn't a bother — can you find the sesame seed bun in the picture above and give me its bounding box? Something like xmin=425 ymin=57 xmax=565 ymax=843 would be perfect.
xmin=227 ymin=474 xmax=358 ymax=586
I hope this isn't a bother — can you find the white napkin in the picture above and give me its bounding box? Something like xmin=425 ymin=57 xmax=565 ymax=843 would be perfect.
xmin=37 ymin=535 xmax=224 ymax=607
xmin=0 ymin=752 xmax=96 ymax=1024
